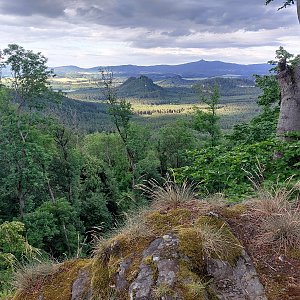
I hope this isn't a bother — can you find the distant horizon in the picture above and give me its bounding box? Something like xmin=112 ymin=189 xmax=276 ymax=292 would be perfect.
xmin=50 ymin=58 xmax=269 ymax=69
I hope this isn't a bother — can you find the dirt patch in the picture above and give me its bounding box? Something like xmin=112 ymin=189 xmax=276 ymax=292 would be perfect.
xmin=222 ymin=210 xmax=300 ymax=300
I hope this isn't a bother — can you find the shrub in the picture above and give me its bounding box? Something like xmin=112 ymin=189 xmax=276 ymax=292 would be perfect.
xmin=175 ymin=138 xmax=300 ymax=200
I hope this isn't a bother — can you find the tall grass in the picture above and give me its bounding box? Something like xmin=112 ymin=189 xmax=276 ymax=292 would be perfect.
xmin=251 ymin=180 xmax=300 ymax=253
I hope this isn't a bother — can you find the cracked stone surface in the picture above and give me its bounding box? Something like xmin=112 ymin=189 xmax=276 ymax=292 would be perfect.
xmin=207 ymin=250 xmax=267 ymax=300
xmin=129 ymin=233 xmax=180 ymax=300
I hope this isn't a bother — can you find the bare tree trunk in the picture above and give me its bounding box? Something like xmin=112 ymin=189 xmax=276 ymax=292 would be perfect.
xmin=276 ymin=61 xmax=300 ymax=140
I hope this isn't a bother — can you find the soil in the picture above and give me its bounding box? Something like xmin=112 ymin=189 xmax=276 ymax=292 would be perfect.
xmin=223 ymin=210 xmax=300 ymax=300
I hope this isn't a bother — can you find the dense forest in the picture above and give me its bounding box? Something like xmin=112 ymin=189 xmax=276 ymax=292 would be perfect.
xmin=0 ymin=41 xmax=299 ymax=299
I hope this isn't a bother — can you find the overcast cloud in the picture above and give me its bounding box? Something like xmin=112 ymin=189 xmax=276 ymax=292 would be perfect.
xmin=0 ymin=0 xmax=299 ymax=66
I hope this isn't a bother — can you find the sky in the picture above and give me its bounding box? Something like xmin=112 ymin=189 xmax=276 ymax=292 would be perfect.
xmin=0 ymin=0 xmax=299 ymax=67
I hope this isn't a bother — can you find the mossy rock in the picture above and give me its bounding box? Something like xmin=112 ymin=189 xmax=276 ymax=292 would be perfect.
xmin=13 ymin=259 xmax=91 ymax=300
xmin=12 ymin=204 xmax=267 ymax=300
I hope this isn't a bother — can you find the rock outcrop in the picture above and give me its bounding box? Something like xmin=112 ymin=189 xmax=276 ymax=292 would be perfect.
xmin=13 ymin=203 xmax=268 ymax=300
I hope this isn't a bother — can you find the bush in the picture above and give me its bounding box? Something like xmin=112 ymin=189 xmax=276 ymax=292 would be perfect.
xmin=175 ymin=139 xmax=300 ymax=200
xmin=24 ymin=199 xmax=83 ymax=257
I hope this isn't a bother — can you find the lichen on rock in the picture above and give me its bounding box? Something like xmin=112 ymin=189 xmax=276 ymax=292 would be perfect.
xmin=12 ymin=202 xmax=268 ymax=300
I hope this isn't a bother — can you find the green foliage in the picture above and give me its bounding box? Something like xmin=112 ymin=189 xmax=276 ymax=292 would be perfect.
xmin=79 ymin=192 xmax=113 ymax=234
xmin=193 ymin=85 xmax=221 ymax=146
xmin=1 ymin=44 xmax=54 ymax=109
xmin=157 ymin=122 xmax=196 ymax=174
xmin=0 ymin=102 xmax=55 ymax=218
xmin=254 ymin=74 xmax=280 ymax=108
xmin=227 ymin=109 xmax=278 ymax=145
xmin=23 ymin=199 xmax=83 ymax=257
xmin=175 ymin=139 xmax=300 ymax=200
xmin=49 ymin=123 xmax=82 ymax=204
xmin=268 ymin=46 xmax=300 ymax=70
xmin=0 ymin=221 xmax=37 ymax=292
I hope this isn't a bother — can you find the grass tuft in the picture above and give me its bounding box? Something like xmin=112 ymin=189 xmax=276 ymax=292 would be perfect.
xmin=139 ymin=177 xmax=196 ymax=209
xmin=12 ymin=261 xmax=57 ymax=292
xmin=251 ymin=181 xmax=300 ymax=253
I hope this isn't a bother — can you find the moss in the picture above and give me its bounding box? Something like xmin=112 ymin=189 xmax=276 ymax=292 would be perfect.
xmin=177 ymin=216 xmax=242 ymax=271
xmin=287 ymin=248 xmax=300 ymax=259
xmin=176 ymin=262 xmax=206 ymax=300
xmin=145 ymin=208 xmax=193 ymax=236
xmin=90 ymin=256 xmax=112 ymax=299
xmin=152 ymin=283 xmax=176 ymax=299
xmin=177 ymin=227 xmax=205 ymax=271
xmin=91 ymin=232 xmax=154 ymax=299
xmin=43 ymin=260 xmax=90 ymax=300
xmin=14 ymin=208 xmax=243 ymax=300
xmin=14 ymin=259 xmax=90 ymax=300
xmin=206 ymin=287 xmax=220 ymax=300
xmin=195 ymin=216 xmax=243 ymax=265
xmin=90 ymin=208 xmax=201 ymax=299
xmin=221 ymin=204 xmax=247 ymax=218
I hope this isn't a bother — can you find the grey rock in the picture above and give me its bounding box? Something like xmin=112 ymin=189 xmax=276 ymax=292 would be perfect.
xmin=71 ymin=270 xmax=92 ymax=300
xmin=129 ymin=263 xmax=154 ymax=300
xmin=115 ymin=257 xmax=132 ymax=292
xmin=157 ymin=259 xmax=178 ymax=286
xmin=129 ymin=233 xmax=181 ymax=300
xmin=207 ymin=250 xmax=267 ymax=300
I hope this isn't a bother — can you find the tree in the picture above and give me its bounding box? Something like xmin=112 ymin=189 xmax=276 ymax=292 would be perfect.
xmin=0 ymin=45 xmax=56 ymax=217
xmin=265 ymin=3 xmax=300 ymax=140
xmin=100 ymin=71 xmax=135 ymax=180
xmin=23 ymin=199 xmax=83 ymax=257
xmin=0 ymin=44 xmax=55 ymax=120
xmin=193 ymin=84 xmax=221 ymax=146
xmin=0 ymin=221 xmax=38 ymax=291
xmin=157 ymin=122 xmax=195 ymax=174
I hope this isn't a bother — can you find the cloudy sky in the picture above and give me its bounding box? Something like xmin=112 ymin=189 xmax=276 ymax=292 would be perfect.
xmin=0 ymin=0 xmax=299 ymax=67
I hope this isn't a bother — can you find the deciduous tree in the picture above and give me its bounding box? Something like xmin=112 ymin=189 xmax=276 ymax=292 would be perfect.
xmin=265 ymin=3 xmax=300 ymax=140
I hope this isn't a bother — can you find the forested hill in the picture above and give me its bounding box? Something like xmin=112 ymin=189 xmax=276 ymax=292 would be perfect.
xmin=117 ymin=75 xmax=165 ymax=98
xmin=49 ymin=59 xmax=270 ymax=78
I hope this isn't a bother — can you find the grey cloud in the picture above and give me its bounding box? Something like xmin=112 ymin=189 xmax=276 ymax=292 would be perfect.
xmin=129 ymin=33 xmax=281 ymax=50
xmin=0 ymin=0 xmax=298 ymax=54
xmin=0 ymin=0 xmax=68 ymax=17
xmin=162 ymin=29 xmax=193 ymax=37
xmin=73 ymin=0 xmax=297 ymax=32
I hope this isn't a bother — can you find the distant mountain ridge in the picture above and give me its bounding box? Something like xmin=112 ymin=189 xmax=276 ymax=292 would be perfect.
xmin=52 ymin=59 xmax=270 ymax=79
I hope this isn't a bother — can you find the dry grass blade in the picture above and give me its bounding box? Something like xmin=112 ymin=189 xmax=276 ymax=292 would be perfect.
xmin=138 ymin=178 xmax=196 ymax=209
xmin=12 ymin=261 xmax=57 ymax=291
xmin=199 ymin=223 xmax=242 ymax=260
xmin=258 ymin=206 xmax=300 ymax=252
xmin=251 ymin=180 xmax=300 ymax=253
xmin=250 ymin=178 xmax=299 ymax=216
xmin=93 ymin=207 xmax=152 ymax=256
